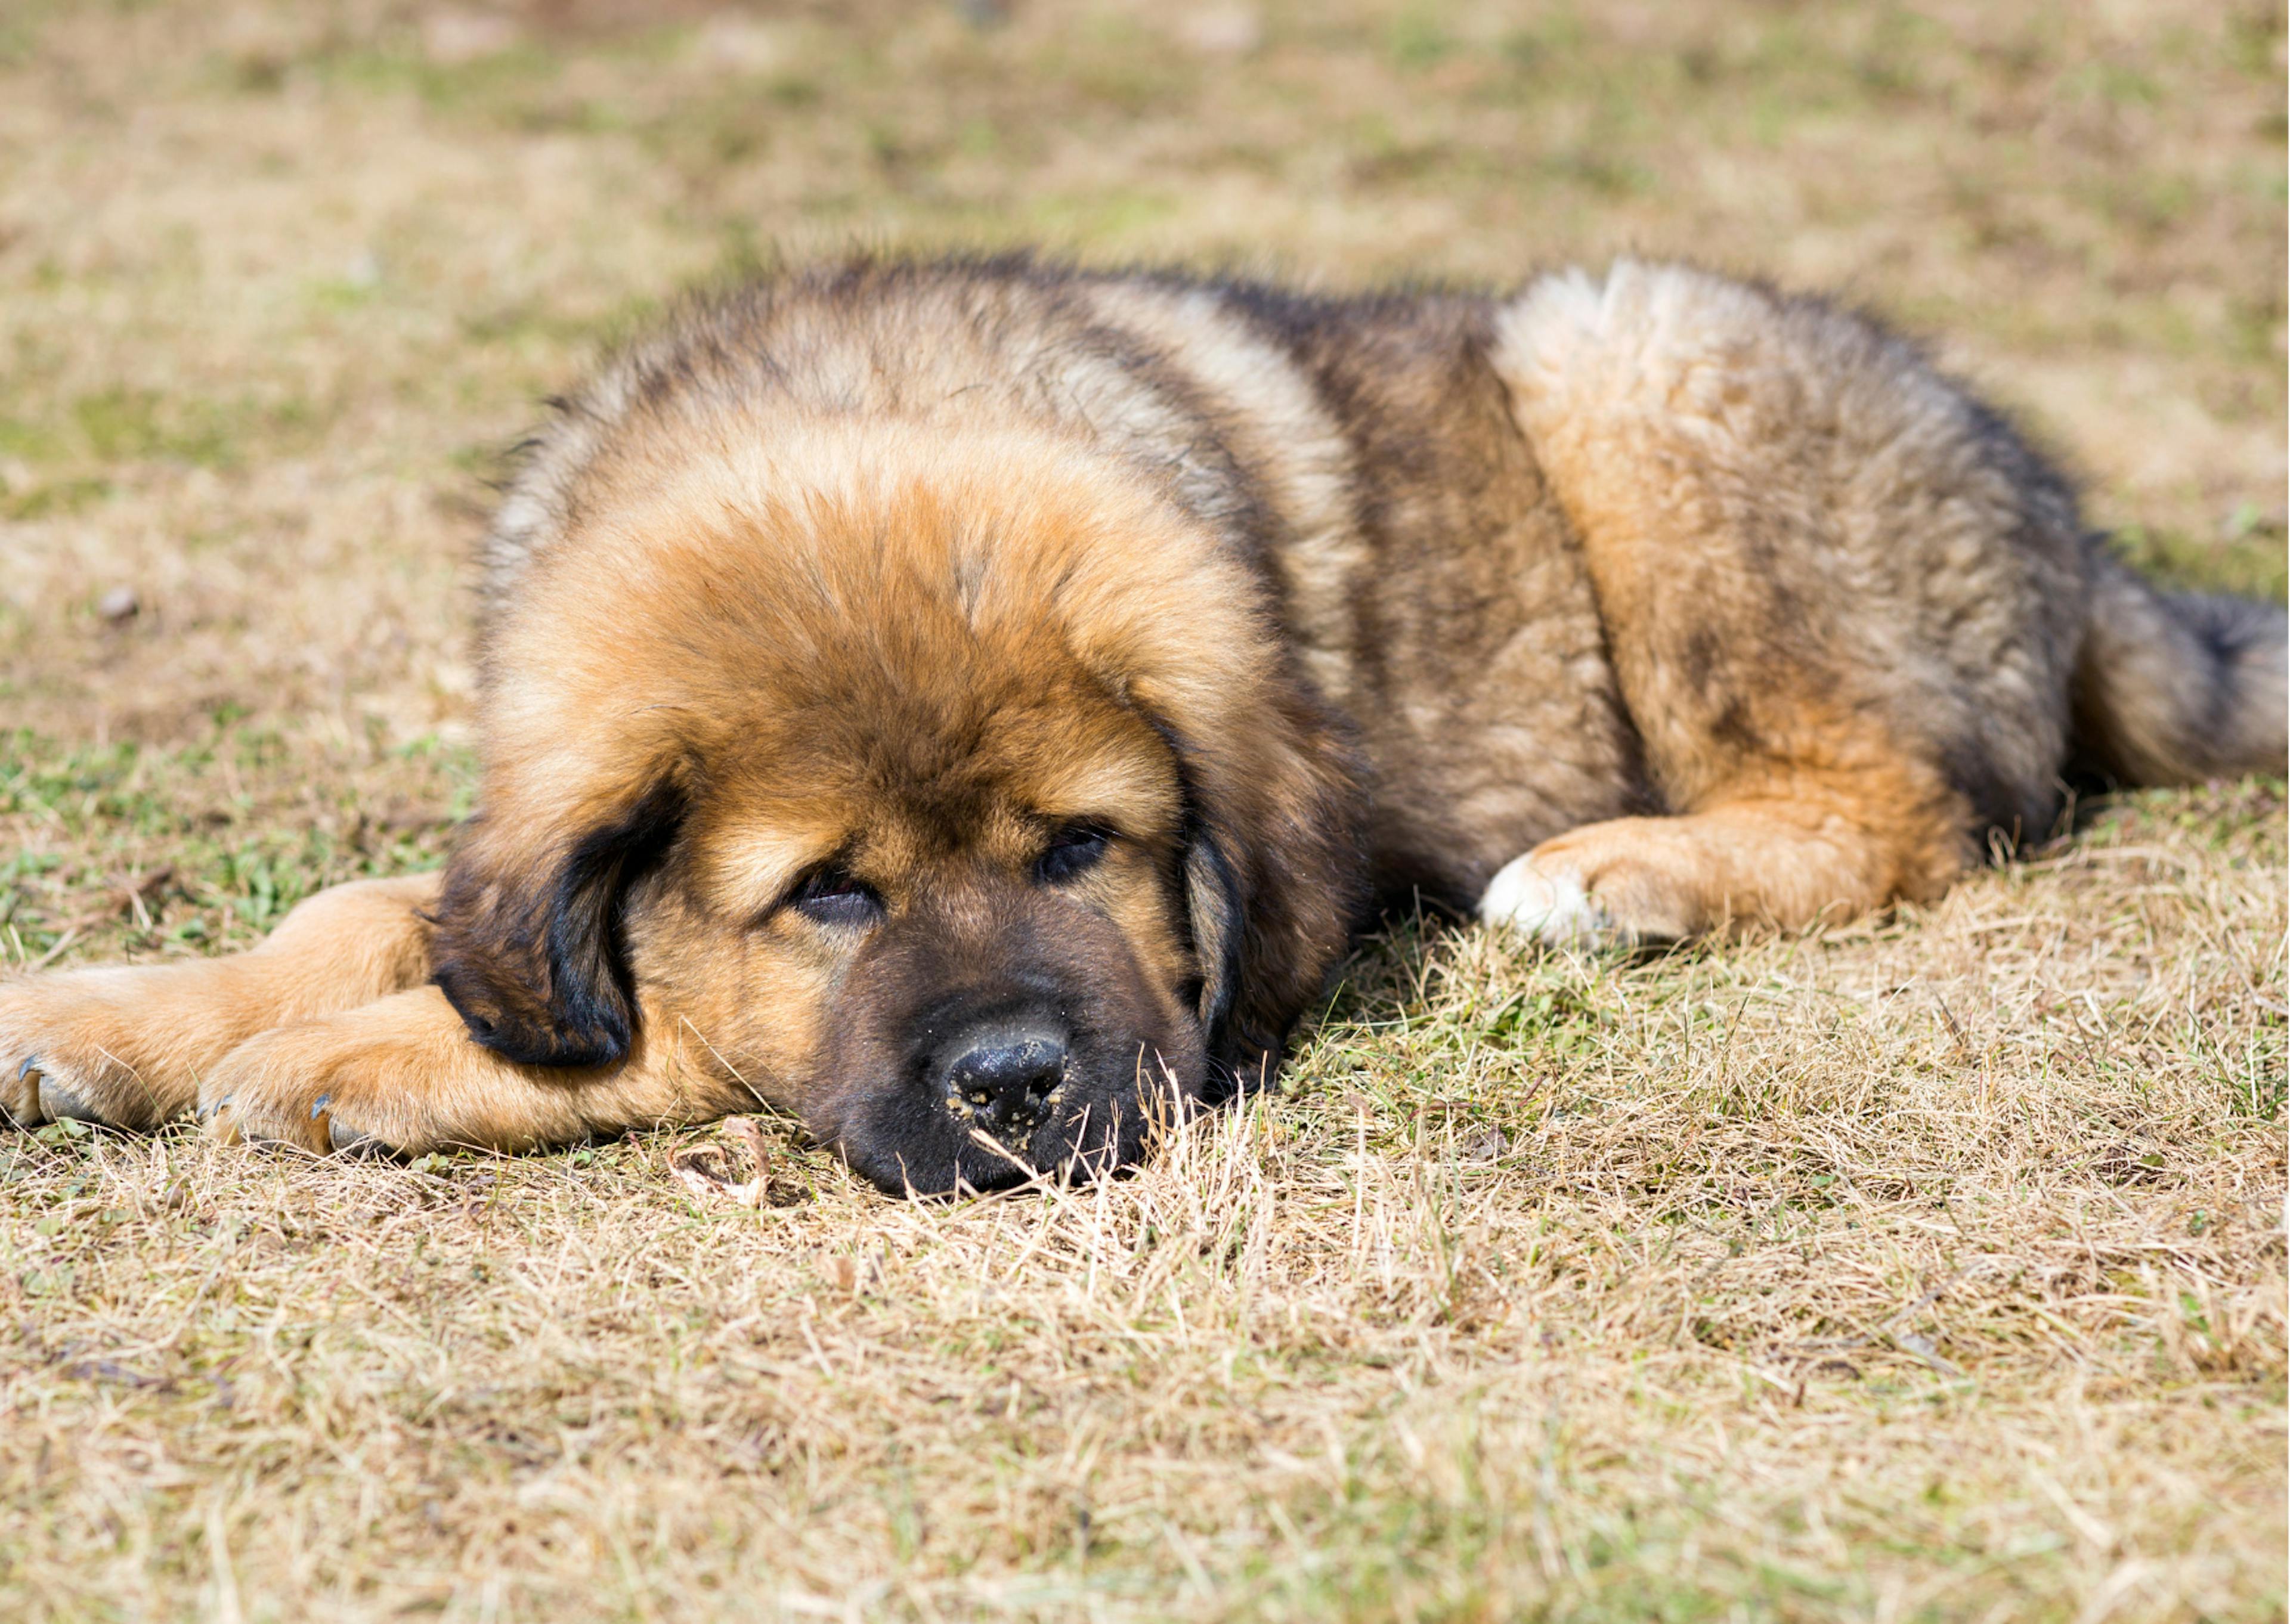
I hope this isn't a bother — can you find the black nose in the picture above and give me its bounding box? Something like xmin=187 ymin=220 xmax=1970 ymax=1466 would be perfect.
xmin=937 ymin=1024 xmax=1067 ymax=1140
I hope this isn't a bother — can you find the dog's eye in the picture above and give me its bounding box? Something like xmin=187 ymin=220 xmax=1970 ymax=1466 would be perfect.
xmin=790 ymin=865 xmax=882 ymax=926
xmin=1036 ymin=825 xmax=1111 ymax=884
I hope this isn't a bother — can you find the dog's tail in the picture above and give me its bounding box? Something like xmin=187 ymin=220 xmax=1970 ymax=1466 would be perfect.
xmin=2072 ymin=551 xmax=2288 ymax=786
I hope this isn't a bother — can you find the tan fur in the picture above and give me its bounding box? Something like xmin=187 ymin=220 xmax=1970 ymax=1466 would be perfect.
xmin=4 ymin=254 xmax=2280 ymax=1188
xmin=0 ymin=875 xmax=440 ymax=1131
xmin=200 ymin=987 xmax=730 ymax=1155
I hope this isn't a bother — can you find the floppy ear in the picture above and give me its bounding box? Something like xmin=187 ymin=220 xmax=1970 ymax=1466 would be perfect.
xmin=1159 ymin=686 xmax=1369 ymax=1096
xmin=428 ymin=777 xmax=685 ymax=1068
xmin=1183 ymin=832 xmax=1243 ymax=1040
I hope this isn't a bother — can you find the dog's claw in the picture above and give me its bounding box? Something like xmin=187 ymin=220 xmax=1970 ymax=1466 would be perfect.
xmin=313 ymin=1091 xmax=385 ymax=1154
xmin=5 ymin=1056 xmax=47 ymax=1128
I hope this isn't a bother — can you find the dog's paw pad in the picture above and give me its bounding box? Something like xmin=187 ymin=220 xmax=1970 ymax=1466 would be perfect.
xmin=37 ymin=1073 xmax=103 ymax=1123
xmin=1478 ymin=856 xmax=1620 ymax=949
xmin=326 ymin=1118 xmax=391 ymax=1156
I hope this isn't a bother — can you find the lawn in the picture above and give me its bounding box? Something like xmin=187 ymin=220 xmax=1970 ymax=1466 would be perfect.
xmin=0 ymin=2 xmax=2283 ymax=1619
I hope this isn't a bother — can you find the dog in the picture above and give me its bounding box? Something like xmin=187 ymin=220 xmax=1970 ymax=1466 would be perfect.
xmin=3 ymin=256 xmax=2282 ymax=1193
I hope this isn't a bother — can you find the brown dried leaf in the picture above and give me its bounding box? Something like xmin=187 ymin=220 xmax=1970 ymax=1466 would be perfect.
xmin=721 ymin=1115 xmax=772 ymax=1181
xmin=668 ymin=1135 xmax=766 ymax=1208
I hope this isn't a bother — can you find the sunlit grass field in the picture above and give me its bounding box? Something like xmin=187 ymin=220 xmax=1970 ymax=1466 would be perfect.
xmin=1 ymin=2 xmax=2283 ymax=1618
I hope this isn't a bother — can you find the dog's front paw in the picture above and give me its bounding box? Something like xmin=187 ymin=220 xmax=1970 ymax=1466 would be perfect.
xmin=200 ymin=986 xmax=689 ymax=1159
xmin=1478 ymin=854 xmax=1627 ymax=949
xmin=200 ymin=1018 xmax=426 ymax=1157
xmin=0 ymin=977 xmax=199 ymax=1130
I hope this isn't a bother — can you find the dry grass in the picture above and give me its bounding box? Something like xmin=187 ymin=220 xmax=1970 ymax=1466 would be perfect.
xmin=0 ymin=2 xmax=2283 ymax=1619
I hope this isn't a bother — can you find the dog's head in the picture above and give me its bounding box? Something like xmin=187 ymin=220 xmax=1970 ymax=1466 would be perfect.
xmin=430 ymin=423 xmax=1365 ymax=1192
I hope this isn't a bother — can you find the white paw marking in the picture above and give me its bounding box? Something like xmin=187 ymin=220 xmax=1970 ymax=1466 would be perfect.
xmin=1478 ymin=856 xmax=1619 ymax=949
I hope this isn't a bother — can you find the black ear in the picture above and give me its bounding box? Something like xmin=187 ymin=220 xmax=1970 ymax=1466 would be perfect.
xmin=429 ymin=779 xmax=685 ymax=1068
xmin=1182 ymin=824 xmax=1282 ymax=1103
xmin=1155 ymin=693 xmax=1368 ymax=1098
xmin=1183 ymin=829 xmax=1243 ymax=1037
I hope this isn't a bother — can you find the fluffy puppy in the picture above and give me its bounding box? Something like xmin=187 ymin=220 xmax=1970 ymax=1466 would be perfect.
xmin=2 ymin=257 xmax=2282 ymax=1192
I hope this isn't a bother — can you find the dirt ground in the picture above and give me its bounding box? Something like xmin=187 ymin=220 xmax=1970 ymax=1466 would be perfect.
xmin=0 ymin=2 xmax=2283 ymax=1619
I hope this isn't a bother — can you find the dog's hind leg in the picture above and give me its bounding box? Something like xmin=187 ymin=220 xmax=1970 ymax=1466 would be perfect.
xmin=1479 ymin=261 xmax=2089 ymax=946
xmin=0 ymin=872 xmax=441 ymax=1130
xmin=1479 ymin=759 xmax=1964 ymax=948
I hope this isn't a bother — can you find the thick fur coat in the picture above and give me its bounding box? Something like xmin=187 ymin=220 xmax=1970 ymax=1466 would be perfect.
xmin=4 ymin=256 xmax=2283 ymax=1192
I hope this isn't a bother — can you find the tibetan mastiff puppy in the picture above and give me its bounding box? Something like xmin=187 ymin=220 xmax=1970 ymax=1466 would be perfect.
xmin=4 ymin=257 xmax=2283 ymax=1192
